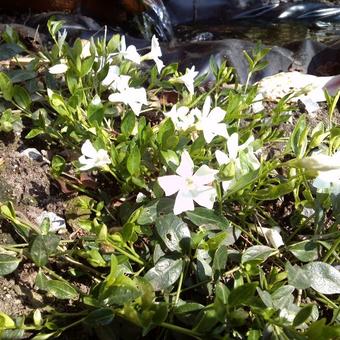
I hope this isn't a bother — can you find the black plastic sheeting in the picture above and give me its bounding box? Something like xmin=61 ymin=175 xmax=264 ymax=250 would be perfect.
xmin=23 ymin=2 xmax=340 ymax=85
xmin=165 ymin=1 xmax=340 ymax=25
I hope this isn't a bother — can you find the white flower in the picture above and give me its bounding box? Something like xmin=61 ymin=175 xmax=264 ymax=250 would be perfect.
xmin=91 ymin=95 xmax=101 ymax=106
xmin=164 ymin=105 xmax=195 ymax=131
xmin=120 ymin=36 xmax=141 ymax=64
xmin=216 ymin=133 xmax=259 ymax=191
xmin=172 ymin=66 xmax=198 ymax=94
xmin=48 ymin=63 xmax=68 ymax=74
xmin=102 ymin=66 xmax=131 ymax=92
xmin=255 ymin=226 xmax=284 ymax=249
xmin=136 ymin=192 xmax=147 ymax=203
xmin=78 ymin=140 xmax=111 ymax=171
xmin=141 ymin=35 xmax=164 ymax=73
xmin=191 ymin=96 xmax=228 ymax=143
xmin=158 ymin=150 xmax=217 ymax=215
xmin=36 ymin=211 xmax=66 ymax=233
xmin=299 ymin=150 xmax=340 ymax=172
xmin=108 ymin=84 xmax=147 ymax=116
xmin=313 ymin=169 xmax=340 ymax=195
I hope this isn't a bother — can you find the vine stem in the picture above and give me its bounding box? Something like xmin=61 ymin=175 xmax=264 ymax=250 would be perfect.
xmin=160 ymin=322 xmax=202 ymax=339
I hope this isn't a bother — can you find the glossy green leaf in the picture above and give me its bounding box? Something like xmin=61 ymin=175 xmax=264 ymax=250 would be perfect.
xmin=0 ymin=43 xmax=23 ymax=61
xmin=127 ymin=145 xmax=141 ymax=176
xmin=144 ymin=256 xmax=183 ymax=291
xmin=304 ymin=262 xmax=340 ymax=295
xmin=156 ymin=214 xmax=191 ymax=253
xmin=30 ymin=234 xmax=60 ymax=267
xmin=0 ymin=71 xmax=13 ymax=100
xmin=293 ymin=304 xmax=314 ymax=327
xmin=288 ymin=241 xmax=319 ymax=262
xmin=186 ymin=207 xmax=230 ymax=229
xmin=286 ymin=262 xmax=312 ymax=290
xmin=13 ymin=85 xmax=31 ymax=110
xmin=0 ymin=312 xmax=15 ymax=329
xmin=241 ymin=245 xmax=276 ymax=264
xmin=46 ymin=280 xmax=78 ymax=300
xmin=228 ymin=283 xmax=258 ymax=307
xmin=0 ymin=255 xmax=21 ymax=276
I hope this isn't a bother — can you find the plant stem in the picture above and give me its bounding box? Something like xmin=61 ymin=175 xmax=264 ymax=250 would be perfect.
xmin=322 ymin=237 xmax=340 ymax=262
xmin=160 ymin=322 xmax=202 ymax=339
xmin=108 ymin=238 xmax=144 ymax=265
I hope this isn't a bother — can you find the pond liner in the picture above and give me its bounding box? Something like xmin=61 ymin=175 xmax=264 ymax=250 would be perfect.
xmin=164 ymin=1 xmax=340 ymax=25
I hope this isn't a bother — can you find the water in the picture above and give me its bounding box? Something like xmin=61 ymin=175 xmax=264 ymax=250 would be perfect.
xmin=139 ymin=1 xmax=340 ymax=46
xmin=141 ymin=0 xmax=174 ymax=41
xmin=174 ymin=20 xmax=340 ymax=46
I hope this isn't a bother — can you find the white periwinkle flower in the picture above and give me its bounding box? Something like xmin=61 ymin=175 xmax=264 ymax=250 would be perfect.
xmin=120 ymin=36 xmax=141 ymax=64
xmin=48 ymin=63 xmax=68 ymax=74
xmin=78 ymin=140 xmax=111 ymax=171
xmin=313 ymin=169 xmax=340 ymax=195
xmin=108 ymin=84 xmax=147 ymax=116
xmin=298 ymin=150 xmax=340 ymax=195
xmin=216 ymin=133 xmax=259 ymax=191
xmin=36 ymin=211 xmax=66 ymax=233
xmin=102 ymin=66 xmax=131 ymax=93
xmin=255 ymin=226 xmax=284 ymax=249
xmin=164 ymin=105 xmax=195 ymax=131
xmin=141 ymin=35 xmax=164 ymax=73
xmin=172 ymin=66 xmax=198 ymax=94
xmin=158 ymin=150 xmax=217 ymax=215
xmin=192 ymin=96 xmax=228 ymax=143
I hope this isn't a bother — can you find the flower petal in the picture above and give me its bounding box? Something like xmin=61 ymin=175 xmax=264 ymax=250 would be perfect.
xmin=176 ymin=150 xmax=194 ymax=177
xmin=81 ymin=140 xmax=97 ymax=158
xmin=227 ymin=133 xmax=239 ymax=160
xmin=174 ymin=189 xmax=195 ymax=215
xmin=202 ymin=96 xmax=211 ymax=118
xmin=208 ymin=107 xmax=226 ymax=123
xmin=49 ymin=63 xmax=68 ymax=74
xmin=192 ymin=186 xmax=216 ymax=210
xmin=158 ymin=175 xmax=183 ymax=196
xmin=215 ymin=150 xmax=230 ymax=165
xmin=193 ymin=165 xmax=217 ymax=185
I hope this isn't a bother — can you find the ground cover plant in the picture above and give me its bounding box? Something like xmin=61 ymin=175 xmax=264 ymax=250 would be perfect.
xmin=0 ymin=20 xmax=339 ymax=339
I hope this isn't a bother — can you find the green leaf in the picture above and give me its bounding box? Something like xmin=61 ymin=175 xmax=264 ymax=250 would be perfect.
xmin=121 ymin=111 xmax=136 ymax=136
xmin=144 ymin=256 xmax=183 ymax=291
xmin=156 ymin=214 xmax=191 ymax=253
xmin=185 ymin=207 xmax=230 ymax=229
xmin=0 ymin=43 xmax=23 ymax=60
xmin=174 ymin=302 xmax=204 ymax=315
xmin=102 ymin=285 xmax=141 ymax=306
xmin=293 ymin=305 xmax=314 ymax=327
xmin=46 ymin=280 xmax=78 ymax=300
xmin=241 ymin=245 xmax=276 ymax=264
xmin=252 ymin=179 xmax=296 ymax=200
xmin=215 ymin=282 xmax=230 ymax=304
xmin=228 ymin=283 xmax=258 ymax=307
xmin=0 ymin=312 xmax=15 ymax=329
xmin=80 ymin=56 xmax=95 ymax=77
xmin=7 ymin=69 xmax=36 ymax=83
xmin=35 ymin=270 xmax=49 ymax=290
xmin=85 ymin=308 xmax=115 ymax=325
xmin=13 ymin=85 xmax=31 ymax=110
xmin=137 ymin=198 xmax=173 ymax=225
xmin=304 ymin=262 xmax=340 ymax=295
xmin=0 ymin=255 xmax=21 ymax=276
xmin=193 ymin=307 xmax=219 ymax=334
xmin=290 ymin=116 xmax=309 ymax=158
xmin=286 ymin=262 xmax=312 ymax=290
xmin=30 ymin=234 xmax=60 ymax=267
xmin=51 ymin=155 xmax=66 ymax=178
xmin=0 ymin=72 xmax=13 ymax=100
xmin=212 ymin=245 xmax=228 ymax=275
xmin=257 ymin=288 xmax=273 ymax=308
xmin=127 ymin=145 xmax=141 ymax=176
xmin=288 ymin=241 xmax=319 ymax=262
